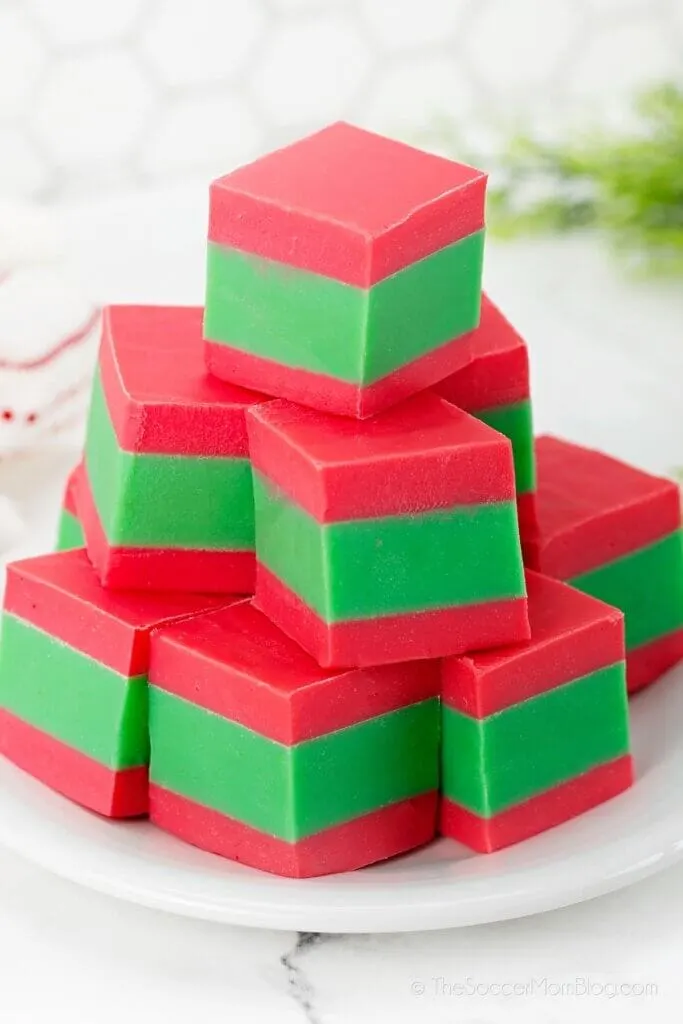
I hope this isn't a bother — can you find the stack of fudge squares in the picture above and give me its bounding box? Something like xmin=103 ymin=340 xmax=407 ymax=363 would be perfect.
xmin=1 ymin=122 xmax=682 ymax=877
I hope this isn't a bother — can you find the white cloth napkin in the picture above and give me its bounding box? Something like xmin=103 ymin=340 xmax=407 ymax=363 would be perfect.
xmin=0 ymin=199 xmax=101 ymax=550
xmin=0 ymin=199 xmax=100 ymax=454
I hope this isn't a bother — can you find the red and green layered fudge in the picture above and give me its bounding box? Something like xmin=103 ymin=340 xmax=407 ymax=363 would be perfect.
xmin=79 ymin=304 xmax=268 ymax=592
xmin=434 ymin=294 xmax=537 ymax=534
xmin=205 ymin=122 xmax=486 ymax=418
xmin=247 ymin=393 xmax=529 ymax=667
xmin=0 ymin=549 xmax=227 ymax=817
xmin=523 ymin=437 xmax=683 ymax=693
xmin=56 ymin=462 xmax=85 ymax=550
xmin=440 ymin=570 xmax=633 ymax=852
xmin=148 ymin=600 xmax=440 ymax=877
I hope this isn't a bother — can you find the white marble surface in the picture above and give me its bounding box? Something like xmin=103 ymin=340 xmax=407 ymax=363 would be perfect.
xmin=0 ymin=188 xmax=682 ymax=1022
xmin=1 ymin=845 xmax=683 ymax=1022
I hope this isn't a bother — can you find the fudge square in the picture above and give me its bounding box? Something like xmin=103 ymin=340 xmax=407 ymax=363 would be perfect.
xmin=247 ymin=393 xmax=529 ymax=668
xmin=523 ymin=436 xmax=683 ymax=693
xmin=0 ymin=549 xmax=228 ymax=817
xmin=79 ymin=304 xmax=268 ymax=593
xmin=56 ymin=462 xmax=85 ymax=551
xmin=204 ymin=122 xmax=486 ymax=418
xmin=148 ymin=601 xmax=440 ymax=878
xmin=440 ymin=571 xmax=633 ymax=853
xmin=434 ymin=294 xmax=537 ymax=535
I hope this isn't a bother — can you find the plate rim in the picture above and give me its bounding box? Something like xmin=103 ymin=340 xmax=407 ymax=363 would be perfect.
xmin=0 ymin=452 xmax=682 ymax=933
xmin=0 ymin=669 xmax=680 ymax=933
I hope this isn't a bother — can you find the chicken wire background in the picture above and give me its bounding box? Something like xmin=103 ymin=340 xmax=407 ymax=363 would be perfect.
xmin=1 ymin=0 xmax=681 ymax=200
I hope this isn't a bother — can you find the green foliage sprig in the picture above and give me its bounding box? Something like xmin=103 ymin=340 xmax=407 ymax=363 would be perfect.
xmin=487 ymin=84 xmax=683 ymax=275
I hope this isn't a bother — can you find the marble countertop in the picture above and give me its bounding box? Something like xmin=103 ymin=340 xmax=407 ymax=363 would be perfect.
xmin=0 ymin=187 xmax=682 ymax=1023
xmin=0 ymin=832 xmax=681 ymax=1023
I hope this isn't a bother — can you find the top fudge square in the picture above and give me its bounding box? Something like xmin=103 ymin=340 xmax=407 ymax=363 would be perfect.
xmin=205 ymin=122 xmax=487 ymax=418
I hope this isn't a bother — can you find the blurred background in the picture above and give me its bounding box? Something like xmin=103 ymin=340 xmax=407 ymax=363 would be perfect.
xmin=0 ymin=0 xmax=681 ymax=544
xmin=0 ymin=0 xmax=680 ymax=199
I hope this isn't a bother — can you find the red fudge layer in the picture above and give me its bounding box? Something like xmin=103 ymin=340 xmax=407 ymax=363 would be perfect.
xmin=150 ymin=601 xmax=440 ymax=745
xmin=206 ymin=330 xmax=474 ymax=421
xmin=517 ymin=491 xmax=539 ymax=539
xmin=208 ymin=122 xmax=486 ymax=287
xmin=439 ymin=755 xmax=634 ymax=853
xmin=434 ymin=294 xmax=530 ymax=410
xmin=627 ymin=629 xmax=683 ymax=695
xmin=255 ymin=565 xmax=530 ymax=669
xmin=247 ymin=393 xmax=515 ymax=522
xmin=524 ymin=437 xmax=681 ymax=578
xmin=62 ymin=463 xmax=81 ymax=517
xmin=150 ymin=785 xmax=437 ymax=878
xmin=77 ymin=467 xmax=255 ymax=595
xmin=99 ymin=305 xmax=269 ymax=457
xmin=442 ymin=571 xmax=625 ymax=717
xmin=4 ymin=547 xmax=228 ymax=676
xmin=0 ymin=709 xmax=148 ymax=818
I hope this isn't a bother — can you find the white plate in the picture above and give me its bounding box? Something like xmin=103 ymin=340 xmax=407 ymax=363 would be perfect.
xmin=0 ymin=448 xmax=682 ymax=933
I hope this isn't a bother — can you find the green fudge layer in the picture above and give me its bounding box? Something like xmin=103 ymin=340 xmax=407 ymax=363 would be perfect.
xmin=253 ymin=472 xmax=525 ymax=622
xmin=149 ymin=688 xmax=439 ymax=841
xmin=205 ymin=231 xmax=485 ymax=385
xmin=56 ymin=508 xmax=85 ymax=551
xmin=476 ymin=399 xmax=536 ymax=496
xmin=572 ymin=529 xmax=683 ymax=651
xmin=85 ymin=372 xmax=255 ymax=549
xmin=441 ymin=662 xmax=629 ymax=816
xmin=0 ymin=613 xmax=148 ymax=769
